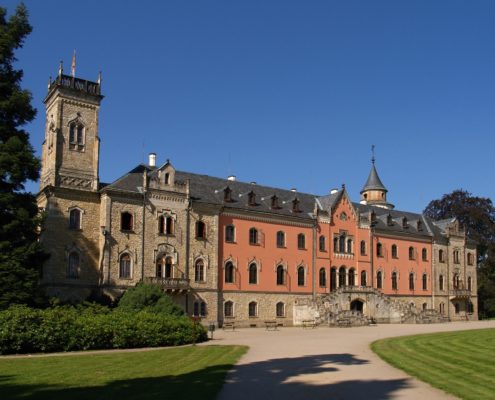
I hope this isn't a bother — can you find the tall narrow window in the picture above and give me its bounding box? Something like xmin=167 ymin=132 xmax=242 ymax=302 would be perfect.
xmin=467 ymin=253 xmax=474 ymax=265
xmin=156 ymin=258 xmax=163 ymax=277
xmin=119 ymin=253 xmax=131 ymax=279
xmin=67 ymin=251 xmax=79 ymax=279
xmin=76 ymin=125 xmax=84 ymax=145
xmin=200 ymin=302 xmax=207 ymax=317
xmin=409 ymin=273 xmax=415 ymax=290
xmin=338 ymin=267 xmax=346 ymax=287
xmin=121 ymin=212 xmax=133 ymax=231
xmin=360 ymin=240 xmax=366 ymax=256
xmin=439 ymin=249 xmax=445 ymax=262
xmin=69 ymin=208 xmax=81 ymax=229
xmin=468 ymin=276 xmax=472 ymax=292
xmin=248 ymin=191 xmax=256 ymax=206
xmin=224 ymin=301 xmax=233 ymax=317
xmin=223 ymin=187 xmax=232 ymax=202
xmin=297 ymin=233 xmax=306 ymax=250
xmin=297 ymin=266 xmax=305 ymax=286
xmin=248 ymin=301 xmax=257 ymax=317
xmin=196 ymin=221 xmax=206 ymax=239
xmin=391 ymin=244 xmax=398 ymax=258
xmin=195 ymin=259 xmax=205 ymax=282
xmin=225 ymin=262 xmax=234 ymax=283
xmin=292 ymin=198 xmax=300 ymax=213
xmin=276 ymin=302 xmax=285 ymax=317
xmin=249 ymin=263 xmax=257 ymax=284
xmin=376 ymin=242 xmax=383 ymax=257
xmin=164 ymin=173 xmax=170 ymax=185
xmin=319 ymin=268 xmax=326 ymax=287
xmin=69 ymin=123 xmax=84 ymax=150
xmin=339 ymin=235 xmax=346 ymax=253
xmin=276 ymin=265 xmax=285 ymax=285
xmin=348 ymin=268 xmax=355 ymax=286
xmin=347 ymin=239 xmax=353 ymax=254
xmin=165 ymin=257 xmax=173 ymax=278
xmin=270 ymin=195 xmax=280 ymax=209
xmin=392 ymin=272 xmax=398 ymax=290
xmin=453 ymin=250 xmax=460 ymax=264
xmin=361 ymin=270 xmax=367 ymax=286
xmin=422 ymin=248 xmax=427 ymax=261
xmin=225 ymin=225 xmax=235 ymax=243
xmin=276 ymin=231 xmax=285 ymax=248
xmin=422 ymin=273 xmax=427 ymax=290
xmin=330 ymin=268 xmax=337 ymax=291
xmin=165 ymin=217 xmax=174 ymax=235
xmin=334 ymin=237 xmax=339 ymax=252
xmin=408 ymin=247 xmax=415 ymax=260
xmin=453 ymin=273 xmax=460 ymax=289
xmin=439 ymin=274 xmax=444 ymax=291
xmin=377 ymin=271 xmax=383 ymax=289
xmin=158 ymin=216 xmax=165 ymax=234
xmin=319 ymin=236 xmax=326 ymax=251
xmin=249 ymin=228 xmax=258 ymax=245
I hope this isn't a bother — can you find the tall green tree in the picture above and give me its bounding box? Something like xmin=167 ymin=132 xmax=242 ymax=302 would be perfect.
xmin=0 ymin=3 xmax=47 ymax=309
xmin=424 ymin=189 xmax=495 ymax=317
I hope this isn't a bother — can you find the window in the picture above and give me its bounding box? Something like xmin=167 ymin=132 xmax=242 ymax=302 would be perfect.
xmin=422 ymin=248 xmax=427 ymax=261
xmin=361 ymin=270 xmax=367 ymax=286
xmin=439 ymin=302 xmax=445 ymax=314
xmin=270 ymin=195 xmax=280 ymax=209
xmin=156 ymin=259 xmax=163 ymax=277
xmin=468 ymin=276 xmax=472 ymax=292
xmin=196 ymin=221 xmax=206 ymax=239
xmin=165 ymin=257 xmax=173 ymax=278
xmin=297 ymin=233 xmax=306 ymax=250
xmin=319 ymin=236 xmax=326 ymax=252
xmin=164 ymin=173 xmax=170 ymax=185
xmin=69 ymin=122 xmax=84 ymax=150
xmin=292 ymin=198 xmax=300 ymax=213
xmin=422 ymin=303 xmax=427 ymax=311
xmin=159 ymin=215 xmax=174 ymax=235
xmin=121 ymin=212 xmax=133 ymax=231
xmin=223 ymin=187 xmax=232 ymax=202
xmin=439 ymin=274 xmax=444 ymax=291
xmin=330 ymin=268 xmax=337 ymax=290
xmin=195 ymin=259 xmax=205 ymax=282
xmin=225 ymin=262 xmax=234 ymax=283
xmin=422 ymin=273 xmax=427 ymax=290
xmin=248 ymin=191 xmax=256 ymax=206
xmin=348 ymin=268 xmax=355 ymax=286
xmin=408 ymin=247 xmax=415 ymax=260
xmin=409 ymin=273 xmax=414 ymax=290
xmin=417 ymin=220 xmax=423 ymax=231
xmin=453 ymin=273 xmax=460 ymax=289
xmin=467 ymin=253 xmax=474 ymax=265
xmin=376 ymin=242 xmax=383 ymax=257
xmin=454 ymin=303 xmax=460 ymax=314
xmin=69 ymin=208 xmax=81 ymax=229
xmin=297 ymin=266 xmax=305 ymax=286
xmin=319 ymin=268 xmax=326 ymax=287
xmin=276 ymin=265 xmax=285 ymax=285
xmin=249 ymin=263 xmax=257 ymax=284
xmin=439 ymin=249 xmax=445 ymax=263
xmin=248 ymin=301 xmax=257 ymax=317
xmin=334 ymin=237 xmax=339 ymax=252
xmin=377 ymin=271 xmax=382 ymax=289
xmin=453 ymin=250 xmax=460 ymax=264
xmin=249 ymin=228 xmax=258 ymax=245
xmin=193 ymin=301 xmax=207 ymax=317
xmin=338 ymin=267 xmax=346 ymax=287
xmin=276 ymin=231 xmax=285 ymax=248
xmin=347 ymin=239 xmax=353 ymax=254
xmin=339 ymin=235 xmax=346 ymax=253
xmin=224 ymin=301 xmax=233 ymax=317
xmin=391 ymin=244 xmax=398 ymax=258
xmin=392 ymin=272 xmax=398 ymax=290
xmin=387 ymin=214 xmax=393 ymax=226
xmin=225 ymin=225 xmax=235 ymax=243
xmin=360 ymin=240 xmax=366 ymax=256
xmin=119 ymin=253 xmax=131 ymax=279
xmin=402 ymin=217 xmax=408 ymax=229
xmin=276 ymin=302 xmax=285 ymax=317
xmin=67 ymin=251 xmax=79 ymax=279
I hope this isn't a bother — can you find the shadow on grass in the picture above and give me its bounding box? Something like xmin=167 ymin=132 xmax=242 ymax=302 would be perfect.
xmin=1 ymin=353 xmax=409 ymax=400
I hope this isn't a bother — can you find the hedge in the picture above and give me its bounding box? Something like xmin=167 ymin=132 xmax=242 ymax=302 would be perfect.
xmin=0 ymin=305 xmax=207 ymax=354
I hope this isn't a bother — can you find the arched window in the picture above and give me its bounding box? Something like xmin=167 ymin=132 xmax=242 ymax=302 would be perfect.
xmin=276 ymin=302 xmax=285 ymax=317
xmin=339 ymin=235 xmax=346 ymax=253
xmin=248 ymin=301 xmax=258 ymax=317
xmin=453 ymin=250 xmax=460 ymax=264
xmin=391 ymin=272 xmax=398 ymax=290
xmin=422 ymin=248 xmax=427 ymax=261
xmin=468 ymin=276 xmax=472 ymax=292
xmin=439 ymin=274 xmax=444 ymax=291
xmin=196 ymin=221 xmax=206 ymax=239
xmin=224 ymin=301 xmax=233 ymax=317
xmin=121 ymin=212 xmax=133 ymax=231
xmin=408 ymin=247 xmax=415 ymax=260
xmin=297 ymin=233 xmax=306 ymax=250
xmin=276 ymin=231 xmax=285 ymax=248
xmin=249 ymin=228 xmax=258 ymax=245
xmin=330 ymin=267 xmax=337 ymax=291
xmin=439 ymin=249 xmax=445 ymax=262
xmin=377 ymin=271 xmax=383 ymax=289
xmin=360 ymin=240 xmax=366 ymax=256
xmin=249 ymin=263 xmax=257 ymax=284
xmin=319 ymin=235 xmax=326 ymax=252
xmin=361 ymin=270 xmax=367 ymax=286
xmin=119 ymin=253 xmax=131 ymax=279
xmin=348 ymin=268 xmax=355 ymax=286
xmin=69 ymin=208 xmax=81 ymax=229
xmin=409 ymin=273 xmax=415 ymax=290
xmin=195 ymin=259 xmax=205 ymax=282
xmin=67 ymin=251 xmax=79 ymax=279
xmin=347 ymin=239 xmax=353 ymax=254
xmin=225 ymin=225 xmax=235 ymax=243
xmin=165 ymin=257 xmax=173 ymax=278
xmin=453 ymin=273 xmax=460 ymax=289
xmin=333 ymin=237 xmax=339 ymax=252
xmin=391 ymin=244 xmax=398 ymax=259
xmin=69 ymin=122 xmax=84 ymax=150
xmin=422 ymin=273 xmax=427 ymax=290
xmin=422 ymin=302 xmax=427 ymax=310
xmin=376 ymin=242 xmax=383 ymax=257
xmin=156 ymin=258 xmax=163 ymax=277
xmin=223 ymin=187 xmax=232 ymax=202
xmin=276 ymin=265 xmax=285 ymax=285
xmin=338 ymin=267 xmax=346 ymax=287
xmin=467 ymin=253 xmax=474 ymax=265
xmin=319 ymin=268 xmax=326 ymax=287
xmin=225 ymin=262 xmax=234 ymax=284
xmin=297 ymin=266 xmax=305 ymax=286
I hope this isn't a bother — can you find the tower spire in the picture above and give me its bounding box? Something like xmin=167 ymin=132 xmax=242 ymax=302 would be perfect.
xmin=371 ymin=144 xmax=375 ymax=165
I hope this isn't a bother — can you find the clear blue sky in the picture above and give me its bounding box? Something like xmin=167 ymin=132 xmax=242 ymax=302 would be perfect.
xmin=7 ymin=0 xmax=495 ymax=212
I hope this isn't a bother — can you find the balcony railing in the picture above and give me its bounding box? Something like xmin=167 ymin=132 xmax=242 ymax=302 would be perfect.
xmin=49 ymin=74 xmax=101 ymax=96
xmin=333 ymin=252 xmax=354 ymax=259
xmin=450 ymin=288 xmax=471 ymax=298
xmin=145 ymin=277 xmax=190 ymax=291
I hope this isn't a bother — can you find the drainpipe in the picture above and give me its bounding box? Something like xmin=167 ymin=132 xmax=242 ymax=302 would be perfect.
xmin=312 ymin=221 xmax=317 ymax=301
xmin=185 ymin=179 xmax=191 ymax=313
xmin=139 ymin=170 xmax=148 ymax=282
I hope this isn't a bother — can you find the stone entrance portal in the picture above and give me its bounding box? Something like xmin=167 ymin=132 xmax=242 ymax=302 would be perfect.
xmin=350 ymin=299 xmax=364 ymax=313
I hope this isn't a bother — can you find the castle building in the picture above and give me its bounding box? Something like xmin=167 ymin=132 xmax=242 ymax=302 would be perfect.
xmin=37 ymin=68 xmax=478 ymax=325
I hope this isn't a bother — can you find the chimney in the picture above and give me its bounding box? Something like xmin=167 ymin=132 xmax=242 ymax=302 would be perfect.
xmin=148 ymin=153 xmax=156 ymax=167
xmin=227 ymin=175 xmax=236 ymax=182
xmin=330 ymin=188 xmax=338 ymax=195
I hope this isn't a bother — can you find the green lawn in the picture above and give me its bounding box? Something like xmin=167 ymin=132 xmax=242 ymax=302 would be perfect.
xmin=371 ymin=328 xmax=495 ymax=400
xmin=0 ymin=345 xmax=247 ymax=400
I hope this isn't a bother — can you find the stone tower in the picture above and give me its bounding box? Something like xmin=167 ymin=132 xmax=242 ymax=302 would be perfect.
xmin=40 ymin=63 xmax=103 ymax=192
xmin=360 ymin=153 xmax=394 ymax=209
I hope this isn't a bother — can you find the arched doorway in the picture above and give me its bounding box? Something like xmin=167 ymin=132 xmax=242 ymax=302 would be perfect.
xmin=350 ymin=299 xmax=364 ymax=313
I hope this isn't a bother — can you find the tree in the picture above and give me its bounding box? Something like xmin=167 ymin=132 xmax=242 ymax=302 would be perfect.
xmin=424 ymin=189 xmax=495 ymax=317
xmin=117 ymin=283 xmax=184 ymax=316
xmin=0 ymin=4 xmax=48 ymax=309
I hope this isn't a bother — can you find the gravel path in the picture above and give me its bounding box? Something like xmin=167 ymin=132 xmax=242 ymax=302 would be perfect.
xmin=204 ymin=320 xmax=495 ymax=400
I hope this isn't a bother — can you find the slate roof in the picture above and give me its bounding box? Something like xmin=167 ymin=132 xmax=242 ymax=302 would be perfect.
xmin=361 ymin=163 xmax=387 ymax=193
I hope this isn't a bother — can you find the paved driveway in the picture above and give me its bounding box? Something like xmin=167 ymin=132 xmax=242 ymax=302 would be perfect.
xmin=203 ymin=320 xmax=495 ymax=400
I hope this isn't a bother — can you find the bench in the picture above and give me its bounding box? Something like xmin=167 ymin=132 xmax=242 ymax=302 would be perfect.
xmin=223 ymin=321 xmax=235 ymax=331
xmin=264 ymin=320 xmax=278 ymax=331
xmin=302 ymin=320 xmax=317 ymax=329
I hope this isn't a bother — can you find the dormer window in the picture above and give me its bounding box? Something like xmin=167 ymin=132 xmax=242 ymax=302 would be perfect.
xmin=402 ymin=217 xmax=408 ymax=229
xmin=271 ymin=195 xmax=280 ymax=209
xmin=248 ymin=191 xmax=256 ymax=206
xmin=370 ymin=211 xmax=376 ymax=224
xmin=292 ymin=198 xmax=300 ymax=213
xmin=387 ymin=214 xmax=393 ymax=226
xmin=164 ymin=173 xmax=170 ymax=185
xmin=223 ymin=187 xmax=233 ymax=202
xmin=417 ymin=220 xmax=423 ymax=231
xmin=69 ymin=122 xmax=84 ymax=151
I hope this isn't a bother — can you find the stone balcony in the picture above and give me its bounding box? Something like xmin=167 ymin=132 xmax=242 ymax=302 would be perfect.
xmin=450 ymin=288 xmax=471 ymax=298
xmin=333 ymin=252 xmax=354 ymax=260
xmin=145 ymin=277 xmax=190 ymax=292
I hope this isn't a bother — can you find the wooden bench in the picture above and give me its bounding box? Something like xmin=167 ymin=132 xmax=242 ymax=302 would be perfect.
xmin=223 ymin=321 xmax=235 ymax=331
xmin=302 ymin=320 xmax=317 ymax=329
xmin=264 ymin=320 xmax=278 ymax=331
